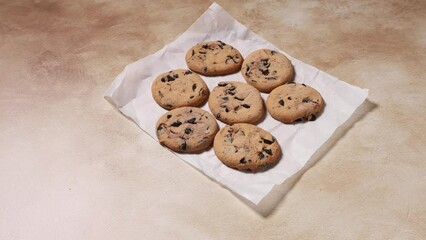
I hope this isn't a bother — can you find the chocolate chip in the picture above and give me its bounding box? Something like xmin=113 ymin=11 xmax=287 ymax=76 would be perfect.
xmin=261 ymin=137 xmax=274 ymax=145
xmin=180 ymin=142 xmax=187 ymax=151
xmin=199 ymin=88 xmax=205 ymax=96
xmin=173 ymin=74 xmax=179 ymax=78
xmin=228 ymin=86 xmax=235 ymax=91
xmin=302 ymin=97 xmax=310 ymax=103
xmin=167 ymin=115 xmax=172 ymax=119
xmin=167 ymin=75 xmax=175 ymax=81
xmin=166 ymin=104 xmax=173 ymax=108
xmin=158 ymin=91 xmax=164 ymax=98
xmin=189 ymin=95 xmax=194 ymax=99
xmin=184 ymin=70 xmax=193 ymax=75
xmin=216 ymin=113 xmax=221 ymax=119
xmin=266 ymin=77 xmax=276 ymax=80
xmin=234 ymin=96 xmax=244 ymax=101
xmin=202 ymin=44 xmax=208 ymax=49
xmin=171 ymin=121 xmax=182 ymax=127
xmin=263 ymin=148 xmax=273 ymax=156
xmin=203 ymin=67 xmax=208 ymax=72
xmin=302 ymin=83 xmax=306 ymax=87
xmin=242 ymin=104 xmax=250 ymax=108
xmin=279 ymin=99 xmax=285 ymax=106
xmin=261 ymin=69 xmax=270 ymax=75
xmin=184 ymin=128 xmax=192 ymax=134
xmin=259 ymin=153 xmax=265 ymax=159
xmin=309 ymin=115 xmax=317 ymax=121
xmin=261 ymin=60 xmax=270 ymax=68
xmin=187 ymin=118 xmax=196 ymax=124
xmin=192 ymin=84 xmax=197 ymax=91
xmin=287 ymin=96 xmax=292 ymax=100
xmin=161 ymin=77 xmax=166 ymax=82
xmin=217 ymin=40 xmax=226 ymax=46
xmin=234 ymin=106 xmax=240 ymax=111
xmin=225 ymin=107 xmax=229 ymax=113
xmin=218 ymin=82 xmax=227 ymax=87
xmin=191 ymin=50 xmax=195 ymax=56
xmin=221 ymin=96 xmax=229 ymax=101
xmin=157 ymin=125 xmax=163 ymax=131
xmin=271 ymin=50 xmax=276 ymax=55
xmin=240 ymin=157 xmax=247 ymax=164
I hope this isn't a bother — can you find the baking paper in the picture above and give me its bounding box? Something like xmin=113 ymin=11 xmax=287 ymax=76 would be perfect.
xmin=105 ymin=2 xmax=368 ymax=204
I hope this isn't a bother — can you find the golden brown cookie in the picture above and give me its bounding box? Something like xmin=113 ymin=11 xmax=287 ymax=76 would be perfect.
xmin=151 ymin=69 xmax=209 ymax=110
xmin=185 ymin=41 xmax=243 ymax=76
xmin=266 ymin=83 xmax=325 ymax=123
xmin=208 ymin=81 xmax=265 ymax=124
xmin=213 ymin=123 xmax=281 ymax=172
xmin=156 ymin=107 xmax=219 ymax=153
xmin=241 ymin=49 xmax=294 ymax=93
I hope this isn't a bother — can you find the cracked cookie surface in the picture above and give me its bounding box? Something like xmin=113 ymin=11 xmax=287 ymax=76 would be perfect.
xmin=185 ymin=41 xmax=243 ymax=76
xmin=241 ymin=49 xmax=294 ymax=93
xmin=266 ymin=83 xmax=325 ymax=123
xmin=208 ymin=81 xmax=265 ymax=124
xmin=151 ymin=69 xmax=209 ymax=110
xmin=156 ymin=107 xmax=219 ymax=153
xmin=213 ymin=123 xmax=281 ymax=172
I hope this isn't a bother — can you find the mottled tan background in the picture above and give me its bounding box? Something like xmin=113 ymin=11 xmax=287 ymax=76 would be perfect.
xmin=1 ymin=0 xmax=425 ymax=239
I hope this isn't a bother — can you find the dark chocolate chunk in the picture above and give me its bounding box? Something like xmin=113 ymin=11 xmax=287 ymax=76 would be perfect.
xmin=216 ymin=113 xmax=221 ymax=119
xmin=225 ymin=107 xmax=229 ymax=113
xmin=242 ymin=104 xmax=250 ymax=108
xmin=161 ymin=77 xmax=166 ymax=82
xmin=263 ymin=148 xmax=273 ymax=156
xmin=271 ymin=50 xmax=276 ymax=55
xmin=166 ymin=104 xmax=173 ymax=108
xmin=239 ymin=157 xmax=247 ymax=164
xmin=191 ymin=50 xmax=195 ymax=56
xmin=228 ymin=86 xmax=236 ymax=91
xmin=218 ymin=82 xmax=227 ymax=87
xmin=187 ymin=118 xmax=196 ymax=124
xmin=180 ymin=142 xmax=187 ymax=151
xmin=199 ymin=88 xmax=205 ymax=96
xmin=287 ymin=96 xmax=292 ymax=100
xmin=261 ymin=137 xmax=274 ymax=145
xmin=259 ymin=153 xmax=265 ymax=160
xmin=261 ymin=60 xmax=270 ymax=68
xmin=157 ymin=125 xmax=163 ymax=131
xmin=167 ymin=114 xmax=172 ymax=119
xmin=302 ymin=83 xmax=306 ymax=87
xmin=261 ymin=69 xmax=270 ymax=75
xmin=234 ymin=106 xmax=240 ymax=111
xmin=192 ymin=84 xmax=197 ymax=92
xmin=221 ymin=96 xmax=229 ymax=101
xmin=189 ymin=95 xmax=194 ymax=99
xmin=309 ymin=115 xmax=317 ymax=121
xmin=203 ymin=67 xmax=208 ymax=72
xmin=171 ymin=121 xmax=182 ymax=127
xmin=202 ymin=44 xmax=208 ymax=49
xmin=234 ymin=96 xmax=244 ymax=101
xmin=184 ymin=70 xmax=193 ymax=75
xmin=166 ymin=75 xmax=175 ymax=81
xmin=302 ymin=97 xmax=310 ymax=103
xmin=217 ymin=40 xmax=226 ymax=46
xmin=184 ymin=128 xmax=192 ymax=134
xmin=158 ymin=91 xmax=164 ymax=98
xmin=279 ymin=99 xmax=285 ymax=106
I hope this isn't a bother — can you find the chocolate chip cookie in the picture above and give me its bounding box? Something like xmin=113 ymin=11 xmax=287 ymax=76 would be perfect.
xmin=208 ymin=81 xmax=265 ymax=124
xmin=213 ymin=123 xmax=281 ymax=172
xmin=266 ymin=83 xmax=325 ymax=123
xmin=185 ymin=41 xmax=243 ymax=76
xmin=241 ymin=49 xmax=294 ymax=93
xmin=151 ymin=69 xmax=209 ymax=110
xmin=156 ymin=107 xmax=219 ymax=153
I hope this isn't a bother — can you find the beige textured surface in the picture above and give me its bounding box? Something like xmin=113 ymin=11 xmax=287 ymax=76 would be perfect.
xmin=1 ymin=0 xmax=425 ymax=239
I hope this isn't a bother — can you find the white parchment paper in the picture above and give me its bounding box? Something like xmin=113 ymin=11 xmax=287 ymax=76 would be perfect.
xmin=105 ymin=2 xmax=368 ymax=204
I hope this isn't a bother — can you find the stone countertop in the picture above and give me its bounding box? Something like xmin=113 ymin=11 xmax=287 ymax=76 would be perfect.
xmin=1 ymin=0 xmax=425 ymax=239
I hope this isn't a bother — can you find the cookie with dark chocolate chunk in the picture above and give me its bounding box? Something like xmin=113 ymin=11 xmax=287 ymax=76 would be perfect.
xmin=213 ymin=123 xmax=281 ymax=172
xmin=156 ymin=107 xmax=219 ymax=153
xmin=241 ymin=49 xmax=294 ymax=93
xmin=185 ymin=41 xmax=243 ymax=76
xmin=151 ymin=69 xmax=209 ymax=110
xmin=208 ymin=81 xmax=265 ymax=124
xmin=266 ymin=83 xmax=324 ymax=123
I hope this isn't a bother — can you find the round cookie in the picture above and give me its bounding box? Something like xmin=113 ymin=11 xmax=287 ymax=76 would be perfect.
xmin=151 ymin=69 xmax=209 ymax=110
xmin=208 ymin=81 xmax=265 ymax=124
xmin=266 ymin=83 xmax=325 ymax=123
xmin=241 ymin=49 xmax=294 ymax=93
xmin=185 ymin=41 xmax=243 ymax=76
xmin=156 ymin=107 xmax=219 ymax=153
xmin=213 ymin=123 xmax=281 ymax=172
